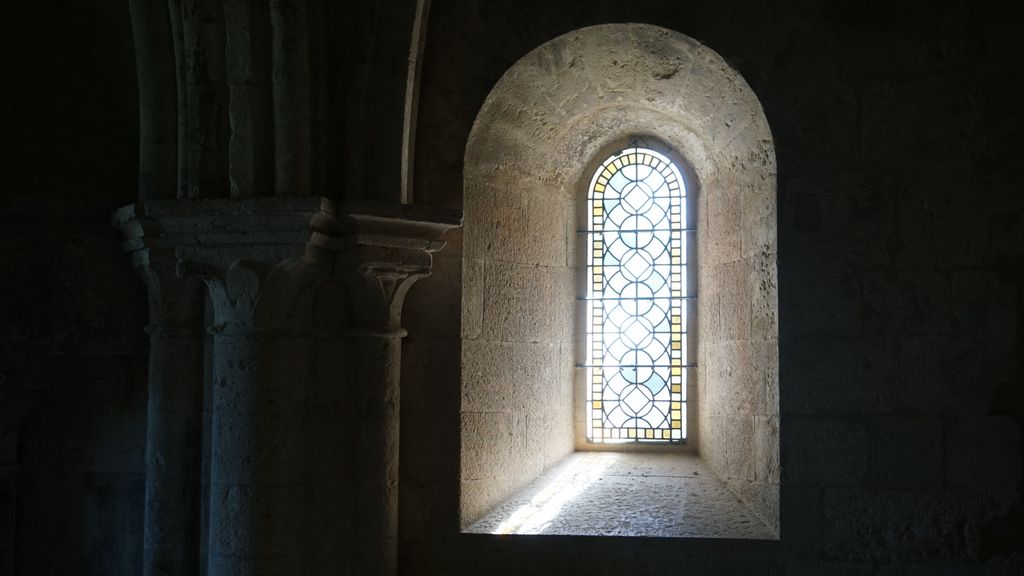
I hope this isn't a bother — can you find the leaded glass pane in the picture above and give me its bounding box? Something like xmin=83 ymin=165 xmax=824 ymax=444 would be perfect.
xmin=586 ymin=148 xmax=688 ymax=443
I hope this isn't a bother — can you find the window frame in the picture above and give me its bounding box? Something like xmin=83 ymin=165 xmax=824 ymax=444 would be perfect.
xmin=574 ymin=135 xmax=700 ymax=453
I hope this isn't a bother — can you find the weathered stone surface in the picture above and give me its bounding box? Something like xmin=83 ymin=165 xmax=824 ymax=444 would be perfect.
xmin=7 ymin=1 xmax=1024 ymax=575
xmin=482 ymin=261 xmax=568 ymax=343
xmin=466 ymin=453 xmax=775 ymax=539
xmin=783 ymin=417 xmax=868 ymax=486
xmin=867 ymin=415 xmax=943 ymax=489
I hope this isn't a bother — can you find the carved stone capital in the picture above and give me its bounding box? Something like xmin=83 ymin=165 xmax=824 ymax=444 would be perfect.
xmin=112 ymin=198 xmax=322 ymax=330
xmin=307 ymin=198 xmax=461 ymax=331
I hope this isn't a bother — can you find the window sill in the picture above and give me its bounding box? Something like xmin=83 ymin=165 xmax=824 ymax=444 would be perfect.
xmin=464 ymin=452 xmax=775 ymax=539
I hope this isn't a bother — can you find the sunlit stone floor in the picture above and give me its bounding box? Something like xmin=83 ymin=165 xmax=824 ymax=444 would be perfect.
xmin=465 ymin=452 xmax=775 ymax=539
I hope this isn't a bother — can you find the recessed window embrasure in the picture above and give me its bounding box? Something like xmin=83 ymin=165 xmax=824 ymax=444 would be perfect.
xmin=585 ymin=147 xmax=690 ymax=443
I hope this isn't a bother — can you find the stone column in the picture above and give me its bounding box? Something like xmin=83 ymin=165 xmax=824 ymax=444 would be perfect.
xmin=113 ymin=206 xmax=207 ymax=576
xmin=114 ymin=198 xmax=459 ymax=576
xmin=166 ymin=200 xmax=319 ymax=576
xmin=307 ymin=199 xmax=460 ymax=575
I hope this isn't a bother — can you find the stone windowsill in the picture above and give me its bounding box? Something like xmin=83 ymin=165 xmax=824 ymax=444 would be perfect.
xmin=464 ymin=452 xmax=775 ymax=539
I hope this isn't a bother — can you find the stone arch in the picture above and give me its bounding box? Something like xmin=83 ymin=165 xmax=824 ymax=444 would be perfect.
xmin=460 ymin=23 xmax=779 ymax=534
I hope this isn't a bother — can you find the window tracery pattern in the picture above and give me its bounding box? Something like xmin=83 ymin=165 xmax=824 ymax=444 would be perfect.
xmin=586 ymin=147 xmax=687 ymax=442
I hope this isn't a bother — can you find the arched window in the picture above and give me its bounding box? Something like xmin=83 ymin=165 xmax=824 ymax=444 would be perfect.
xmin=585 ymin=147 xmax=690 ymax=443
xmin=457 ymin=23 xmax=779 ymax=537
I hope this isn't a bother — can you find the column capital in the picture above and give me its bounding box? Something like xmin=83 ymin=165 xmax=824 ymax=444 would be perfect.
xmin=112 ymin=198 xmax=322 ymax=330
xmin=307 ymin=199 xmax=462 ymax=330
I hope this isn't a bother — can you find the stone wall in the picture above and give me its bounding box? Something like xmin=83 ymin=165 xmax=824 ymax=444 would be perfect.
xmin=450 ymin=23 xmax=780 ymax=534
xmin=408 ymin=0 xmax=1024 ymax=573
xmin=1 ymin=0 xmax=1023 ymax=575
xmin=1 ymin=1 xmax=143 ymax=574
xmin=456 ymin=176 xmax=577 ymax=525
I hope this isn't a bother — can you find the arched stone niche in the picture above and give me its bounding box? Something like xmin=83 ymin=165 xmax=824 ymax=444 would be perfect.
xmin=460 ymin=23 xmax=779 ymax=535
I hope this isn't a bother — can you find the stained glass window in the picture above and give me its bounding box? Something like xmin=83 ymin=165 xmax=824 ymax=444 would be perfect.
xmin=586 ymin=147 xmax=688 ymax=443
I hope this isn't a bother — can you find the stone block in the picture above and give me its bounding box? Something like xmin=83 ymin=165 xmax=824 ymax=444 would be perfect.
xmin=945 ymin=415 xmax=1021 ymax=491
xmin=890 ymin=168 xmax=989 ymax=269
xmin=780 ymin=252 xmax=868 ymax=338
xmin=482 ymin=261 xmax=568 ymax=343
xmin=699 ymin=292 xmax=722 ymax=344
xmin=746 ymin=231 xmax=777 ymax=321
xmin=782 ymin=336 xmax=897 ymax=415
xmin=305 ymin=414 xmax=350 ymax=485
xmin=404 ymin=253 xmax=463 ymax=339
xmin=211 ymin=336 xmax=312 ymax=414
xmin=210 ymin=410 xmax=306 ymax=485
xmin=704 ymin=413 xmax=755 ymax=484
xmin=729 ymin=478 xmax=779 ymax=537
xmin=459 ymin=411 xmax=528 ymax=483
xmin=311 ymin=337 xmax=352 ymax=412
xmin=401 ymin=409 xmax=456 ymax=486
xmin=863 ymin=77 xmax=983 ymax=172
xmin=400 ymin=337 xmax=431 ymax=412
xmin=534 ymin=409 xmax=575 ymax=472
xmin=782 ymin=417 xmax=868 ymax=486
xmin=522 ymin=190 xmax=569 ymax=267
xmin=896 ymin=334 xmax=1002 ymax=415
xmin=719 ymin=282 xmax=752 ymax=341
xmin=461 ymin=257 xmax=485 ymax=340
xmin=821 ymin=488 xmax=975 ymax=562
xmin=429 ymin=338 xmax=463 ymax=414
xmin=780 ymin=172 xmax=896 ymax=263
xmin=773 ymin=79 xmax=859 ymax=175
xmin=461 ymin=339 xmax=558 ymax=413
xmin=307 ymin=482 xmax=351 ymax=554
xmin=398 ymin=480 xmax=431 ymax=545
xmin=951 ymin=271 xmax=1017 ymax=346
xmin=867 ymin=415 xmax=943 ymax=488
xmin=208 ymin=483 xmax=305 ymax=557
xmin=705 ymin=186 xmax=741 ymax=266
xmin=705 ymin=340 xmax=754 ymax=416
xmin=91 ymin=409 xmax=146 ymax=474
xmin=464 ymin=181 xmax=528 ymax=262
xmin=780 ymin=486 xmax=823 ymax=560
xmin=750 ymin=339 xmax=779 ymax=415
xmin=753 ymin=414 xmax=780 ymax=484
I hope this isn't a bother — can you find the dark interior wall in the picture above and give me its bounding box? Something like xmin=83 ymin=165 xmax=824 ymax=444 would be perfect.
xmin=0 ymin=1 xmax=145 ymax=574
xmin=407 ymin=0 xmax=1024 ymax=573
xmin=0 ymin=0 xmax=1022 ymax=575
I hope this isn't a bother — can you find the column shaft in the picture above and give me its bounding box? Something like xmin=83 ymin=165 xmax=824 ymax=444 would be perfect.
xmin=207 ymin=331 xmax=307 ymax=576
xmin=144 ymin=330 xmax=205 ymax=576
xmin=353 ymin=332 xmax=403 ymax=576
